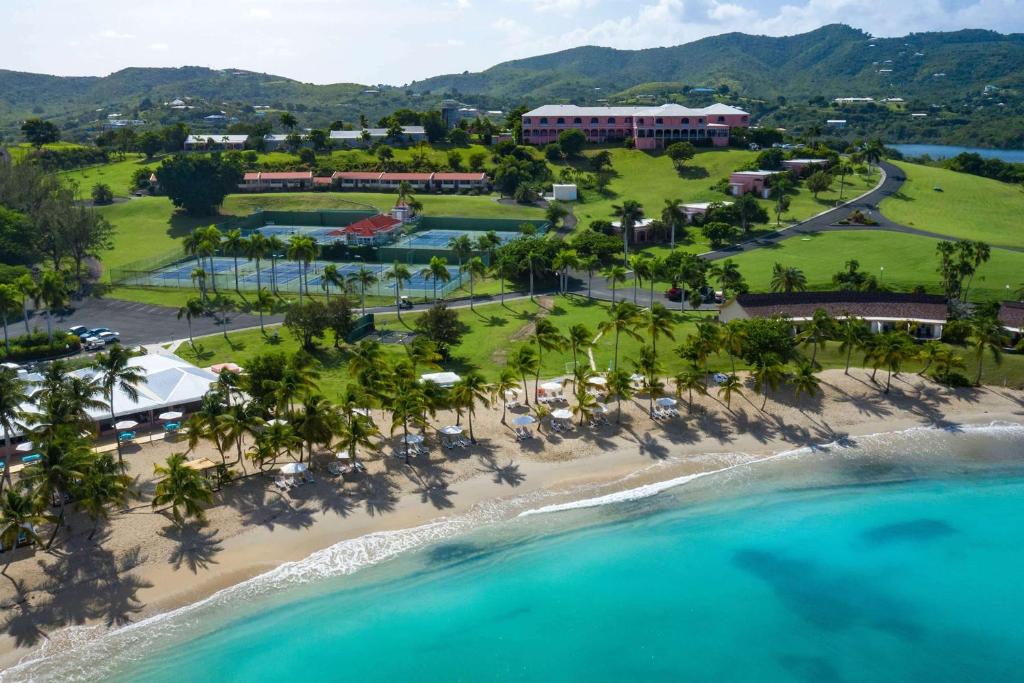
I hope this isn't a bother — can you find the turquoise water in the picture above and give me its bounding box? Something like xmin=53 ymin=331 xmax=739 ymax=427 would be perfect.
xmin=8 ymin=425 xmax=1024 ymax=682
xmin=890 ymin=144 xmax=1024 ymax=163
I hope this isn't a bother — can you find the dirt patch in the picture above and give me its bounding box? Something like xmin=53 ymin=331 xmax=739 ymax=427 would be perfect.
xmin=507 ymin=296 xmax=555 ymax=342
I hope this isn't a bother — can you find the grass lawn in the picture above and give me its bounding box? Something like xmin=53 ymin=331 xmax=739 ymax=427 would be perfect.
xmin=721 ymin=230 xmax=1024 ymax=302
xmin=881 ymin=161 xmax=1024 ymax=248
xmin=560 ymin=147 xmax=876 ymax=252
xmin=59 ymin=154 xmax=167 ymax=198
xmin=174 ymin=295 xmax=1024 ymax=391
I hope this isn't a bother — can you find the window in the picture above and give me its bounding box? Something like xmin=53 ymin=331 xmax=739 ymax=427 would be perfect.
xmin=557 ymin=118 xmax=565 ymax=124
xmin=717 ymin=116 xmax=725 ymax=122
xmin=539 ymin=117 xmax=548 ymax=124
xmin=742 ymin=116 xmax=748 ymax=122
xmin=682 ymin=118 xmax=689 ymax=124
xmin=590 ymin=117 xmax=599 ymax=124
xmin=655 ymin=117 xmax=663 ymax=124
xmin=573 ymin=117 xmax=582 ymax=124
xmin=607 ymin=117 xmax=615 ymax=124
xmin=523 ymin=118 xmax=531 ymax=124
xmin=636 ymin=118 xmax=645 ymax=124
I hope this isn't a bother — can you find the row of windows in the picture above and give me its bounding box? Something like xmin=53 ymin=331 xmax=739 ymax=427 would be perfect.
xmin=524 ymin=128 xmax=727 ymax=138
xmin=523 ymin=115 xmax=743 ymax=125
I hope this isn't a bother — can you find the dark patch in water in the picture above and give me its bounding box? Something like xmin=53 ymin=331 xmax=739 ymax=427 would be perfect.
xmin=861 ymin=519 xmax=956 ymax=546
xmin=425 ymin=542 xmax=490 ymax=565
xmin=778 ymin=654 xmax=844 ymax=683
xmin=733 ymin=548 xmax=920 ymax=640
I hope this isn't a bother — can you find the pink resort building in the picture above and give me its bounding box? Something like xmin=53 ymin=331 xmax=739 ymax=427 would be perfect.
xmin=521 ymin=103 xmax=750 ymax=150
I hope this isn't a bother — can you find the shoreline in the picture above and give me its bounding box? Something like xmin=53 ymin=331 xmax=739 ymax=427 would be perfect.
xmin=1 ymin=370 xmax=1022 ymax=675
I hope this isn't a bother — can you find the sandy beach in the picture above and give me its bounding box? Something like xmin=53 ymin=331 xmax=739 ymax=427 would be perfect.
xmin=1 ymin=368 xmax=1021 ymax=671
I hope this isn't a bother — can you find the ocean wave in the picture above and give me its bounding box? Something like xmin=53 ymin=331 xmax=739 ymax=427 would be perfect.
xmin=517 ymin=420 xmax=1024 ymax=517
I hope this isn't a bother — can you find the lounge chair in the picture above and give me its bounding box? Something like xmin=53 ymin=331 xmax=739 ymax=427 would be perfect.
xmin=274 ymin=478 xmax=288 ymax=491
xmin=304 ymin=471 xmax=315 ymax=484
xmin=327 ymin=463 xmax=342 ymax=476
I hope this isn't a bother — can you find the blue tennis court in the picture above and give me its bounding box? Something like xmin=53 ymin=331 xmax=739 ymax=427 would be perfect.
xmin=405 ymin=265 xmax=461 ymax=290
xmin=255 ymin=225 xmax=346 ymax=244
xmin=307 ymin=263 xmax=388 ymax=288
xmin=394 ymin=229 xmax=521 ymax=249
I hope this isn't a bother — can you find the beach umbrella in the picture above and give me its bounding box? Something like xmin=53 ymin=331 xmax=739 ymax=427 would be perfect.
xmin=595 ymin=403 xmax=610 ymax=414
xmin=540 ymin=381 xmax=563 ymax=394
xmin=210 ymin=362 xmax=243 ymax=374
xmin=587 ymin=376 xmax=607 ymax=386
xmin=280 ymin=462 xmax=308 ymax=475
xmin=512 ymin=415 xmax=536 ymax=426
xmin=629 ymin=373 xmax=645 ymax=383
xmin=335 ymin=451 xmax=353 ymax=461
xmin=551 ymin=408 xmax=573 ymax=420
xmin=158 ymin=411 xmax=183 ymax=421
xmin=114 ymin=420 xmax=138 ymax=430
xmin=439 ymin=425 xmax=464 ymax=436
xmin=353 ymin=408 xmax=370 ymax=417
xmin=402 ymin=433 xmax=424 ymax=445
xmin=14 ymin=442 xmax=35 ymax=453
xmin=656 ymin=397 xmax=677 ymax=408
xmin=265 ymin=418 xmax=288 ymax=427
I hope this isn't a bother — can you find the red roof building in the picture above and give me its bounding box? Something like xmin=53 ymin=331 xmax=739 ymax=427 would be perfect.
xmin=239 ymin=171 xmax=313 ymax=191
xmin=342 ymin=214 xmax=403 ymax=245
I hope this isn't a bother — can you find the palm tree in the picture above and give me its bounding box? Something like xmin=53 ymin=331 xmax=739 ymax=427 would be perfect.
xmin=598 ymin=301 xmax=643 ymax=371
xmin=254 ymin=288 xmax=274 ymax=334
xmin=0 ymin=488 xmax=47 ymax=570
xmin=508 ymin=345 xmax=539 ymax=407
xmin=75 ymin=453 xmax=134 ymax=540
xmin=645 ymin=303 xmax=676 ymax=368
xmin=709 ymin=260 xmax=745 ymax=299
xmin=25 ymin=428 xmax=93 ymax=548
xmin=770 ymin=176 xmax=794 ymax=226
xmin=933 ymin=348 xmax=966 ymax=382
xmin=552 ymin=249 xmax=580 ymax=295
xmin=661 ymin=198 xmax=687 ymax=249
xmin=719 ymin=319 xmax=747 ymax=374
xmin=191 ymin=268 xmax=208 ymax=302
xmin=347 ymin=266 xmax=378 ymax=314
xmin=628 ymin=253 xmax=650 ymax=304
xmin=633 ymin=343 xmax=661 ymax=415
xmin=252 ymin=420 xmax=300 ymax=473
xmin=566 ymin=323 xmax=593 ymax=372
xmin=320 ymin=264 xmax=341 ymax=300
xmin=266 ymin=234 xmax=286 ymax=293
xmin=420 ymin=256 xmax=451 ymax=303
xmin=0 ymin=284 xmax=19 ymax=356
xmin=267 ymin=352 xmax=321 ymax=416
xmin=770 ymin=263 xmax=807 ymax=293
xmin=605 ymin=368 xmax=633 ymax=424
xmin=287 ymin=234 xmax=319 ymax=300
xmin=347 ymin=338 xmax=387 ymax=385
xmin=199 ymin=226 xmax=223 ymax=294
xmin=388 ymin=369 xmax=428 ymax=463
xmin=242 ymin=232 xmax=269 ymax=296
xmin=493 ymin=367 xmax=520 ymax=424
xmin=790 ymin=361 xmax=821 ymax=399
xmin=751 ymin=358 xmax=786 ymax=410
xmin=293 ymin=395 xmax=339 ymax=465
xmin=970 ymin=315 xmax=1007 ymax=385
xmin=216 ymin=405 xmax=263 ymax=474
xmin=581 ymin=254 xmax=599 ymax=300
xmin=462 ymin=257 xmax=487 ymax=310
xmin=674 ymin=366 xmax=707 ymax=410
xmin=183 ymin=228 xmax=205 ymax=271
xmin=38 ymin=270 xmax=67 ymax=345
xmin=603 ymin=265 xmax=628 ymax=304
xmin=492 ymin=256 xmax=516 ymax=305
xmin=152 ymin=453 xmax=214 ymax=526
xmin=0 ymin=368 xmax=28 ymax=492
xmin=451 ymin=372 xmax=490 ymax=443
xmin=916 ymin=340 xmax=943 ymax=377
xmin=177 ymin=297 xmax=205 ymax=347
xmin=798 ymin=309 xmax=835 ymax=367
xmin=223 ymin=229 xmax=245 ymax=292
xmin=876 ymin=331 xmax=914 ymax=393
xmin=93 ymin=345 xmax=148 ymax=471
xmin=334 ymin=410 xmax=379 ymax=468
xmin=531 ymin=318 xmax=565 ymax=401
xmin=14 ymin=275 xmax=37 ymax=335
xmin=387 ymin=262 xmax=413 ymax=319
xmin=612 ymin=199 xmax=644 ymax=263
xmin=836 ymin=316 xmax=870 ymax=375
xmin=717 ymin=373 xmax=743 ymax=410
xmin=447 ymin=234 xmax=473 ymax=270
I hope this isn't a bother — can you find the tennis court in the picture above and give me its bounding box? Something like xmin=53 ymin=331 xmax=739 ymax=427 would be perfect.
xmin=393 ymin=229 xmax=521 ymax=250
xmin=255 ymin=225 xmax=346 ymax=245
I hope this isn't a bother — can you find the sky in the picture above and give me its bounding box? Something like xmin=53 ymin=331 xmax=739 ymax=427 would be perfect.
xmin=3 ymin=0 xmax=1021 ymax=85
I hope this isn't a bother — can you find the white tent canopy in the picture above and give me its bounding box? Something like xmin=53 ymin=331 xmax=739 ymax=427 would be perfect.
xmin=551 ymin=408 xmax=573 ymax=420
xmin=420 ymin=372 xmax=461 ymax=388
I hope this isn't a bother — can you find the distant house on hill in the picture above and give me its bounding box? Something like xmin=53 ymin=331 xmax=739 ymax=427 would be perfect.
xmin=239 ymin=171 xmax=314 ymax=191
xmin=328 ymin=126 xmax=426 ymax=147
xmin=720 ymin=292 xmax=949 ymax=340
xmin=782 ymin=158 xmax=831 ymax=175
xmin=728 ymin=170 xmax=784 ymax=198
xmin=184 ymin=134 xmax=247 ymax=150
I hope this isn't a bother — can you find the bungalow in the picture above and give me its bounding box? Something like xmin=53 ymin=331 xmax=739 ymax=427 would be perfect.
xmin=720 ymin=292 xmax=949 ymax=340
xmin=433 ymin=172 xmax=488 ymax=191
xmin=339 ymin=214 xmax=404 ymax=247
xmin=826 ymin=119 xmax=847 ymax=128
xmin=681 ymin=201 xmax=730 ymax=223
xmin=781 ymin=158 xmax=831 ymax=175
xmin=728 ymin=170 xmax=784 ymax=198
xmin=332 ymin=171 xmax=385 ymax=189
xmin=392 ymin=200 xmax=415 ymax=223
xmin=379 ymin=172 xmax=433 ymax=191
xmin=329 ymin=126 xmax=427 ymax=147
xmin=262 ymin=134 xmax=292 ymax=151
xmin=999 ymin=301 xmax=1024 ymax=347
xmin=239 ymin=171 xmax=314 ymax=191
xmin=612 ymin=218 xmax=656 ymax=244
xmin=184 ymin=134 xmax=248 ymax=150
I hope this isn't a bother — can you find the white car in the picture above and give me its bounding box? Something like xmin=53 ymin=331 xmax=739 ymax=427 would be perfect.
xmin=82 ymin=337 xmax=105 ymax=351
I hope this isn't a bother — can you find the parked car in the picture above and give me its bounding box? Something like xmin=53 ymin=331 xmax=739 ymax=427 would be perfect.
xmin=664 ymin=287 xmax=682 ymax=302
xmin=95 ymin=331 xmax=120 ymax=345
xmin=88 ymin=327 xmax=113 ymax=337
xmin=82 ymin=337 xmax=105 ymax=351
xmin=67 ymin=325 xmax=89 ymax=338
xmin=398 ymin=296 xmax=414 ymax=310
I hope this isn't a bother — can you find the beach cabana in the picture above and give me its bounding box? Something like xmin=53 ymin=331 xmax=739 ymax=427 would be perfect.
xmin=420 ymin=372 xmax=460 ymax=389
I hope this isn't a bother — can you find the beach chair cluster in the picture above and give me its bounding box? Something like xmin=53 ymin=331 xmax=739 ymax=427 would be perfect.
xmin=443 ymin=436 xmax=471 ymax=450
xmin=651 ymin=405 xmax=680 ymax=420
xmin=327 ymin=461 xmax=366 ymax=478
xmin=117 ymin=430 xmax=136 ymax=444
xmin=537 ymin=394 xmax=567 ymax=406
xmin=274 ymin=471 xmax=315 ymax=491
xmin=588 ymin=414 xmax=610 ymax=428
xmin=514 ymin=427 xmax=534 ymax=441
xmin=550 ymin=420 xmax=575 ymax=434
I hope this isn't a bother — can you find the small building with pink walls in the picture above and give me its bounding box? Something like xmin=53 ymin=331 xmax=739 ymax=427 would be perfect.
xmin=522 ymin=103 xmax=749 ymax=150
xmin=728 ymin=170 xmax=784 ymax=198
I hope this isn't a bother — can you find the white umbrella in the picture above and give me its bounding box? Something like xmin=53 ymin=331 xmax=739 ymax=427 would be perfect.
xmin=335 ymin=451 xmax=353 ymax=461
xmin=401 ymin=433 xmax=424 ymax=445
xmin=353 ymin=408 xmax=370 ymax=417
xmin=114 ymin=420 xmax=138 ymax=430
xmin=440 ymin=425 xmax=463 ymax=436
xmin=630 ymin=373 xmax=645 ymax=383
xmin=656 ymin=397 xmax=678 ymax=408
xmin=15 ymin=442 xmax=34 ymax=453
xmin=595 ymin=403 xmax=610 ymax=414
xmin=551 ymin=408 xmax=573 ymax=420
xmin=587 ymin=376 xmax=607 ymax=386
xmin=265 ymin=418 xmax=288 ymax=427
xmin=158 ymin=411 xmax=183 ymax=421
xmin=280 ymin=462 xmax=308 ymax=475
xmin=512 ymin=415 xmax=536 ymax=426
xmin=540 ymin=381 xmax=563 ymax=394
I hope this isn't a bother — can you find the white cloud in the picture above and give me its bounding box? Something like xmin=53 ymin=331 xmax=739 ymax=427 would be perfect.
xmin=707 ymin=1 xmax=754 ymax=21
xmin=492 ymin=17 xmax=532 ymax=43
xmin=249 ymin=7 xmax=272 ymax=18
xmin=96 ymin=29 xmax=135 ymax=40
xmin=149 ymin=42 xmax=169 ymax=51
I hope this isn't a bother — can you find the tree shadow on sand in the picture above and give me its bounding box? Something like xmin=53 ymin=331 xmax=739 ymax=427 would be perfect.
xmin=159 ymin=523 xmax=224 ymax=573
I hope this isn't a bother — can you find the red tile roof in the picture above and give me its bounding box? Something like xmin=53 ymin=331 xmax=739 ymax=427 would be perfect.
xmin=999 ymin=301 xmax=1024 ymax=331
xmin=731 ymin=292 xmax=949 ymax=322
xmin=380 ymin=172 xmax=433 ymax=181
xmin=243 ymin=171 xmax=312 ymax=181
xmin=344 ymin=214 xmax=403 ymax=237
xmin=333 ymin=171 xmax=383 ymax=181
xmin=434 ymin=172 xmax=487 ymax=181
xmin=243 ymin=172 xmax=261 ymax=181
xmin=313 ymin=176 xmax=332 ymax=185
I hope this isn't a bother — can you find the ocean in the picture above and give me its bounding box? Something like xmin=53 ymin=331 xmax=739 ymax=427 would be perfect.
xmin=6 ymin=423 xmax=1024 ymax=682
xmin=889 ymin=144 xmax=1024 ymax=163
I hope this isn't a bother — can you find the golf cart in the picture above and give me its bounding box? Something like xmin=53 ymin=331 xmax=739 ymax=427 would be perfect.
xmin=398 ymin=296 xmax=414 ymax=310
